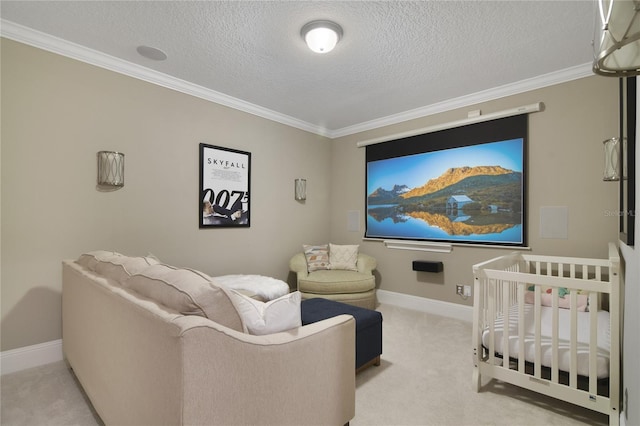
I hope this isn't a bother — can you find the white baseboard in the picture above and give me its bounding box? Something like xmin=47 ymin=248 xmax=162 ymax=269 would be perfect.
xmin=1 ymin=339 xmax=63 ymax=375
xmin=0 ymin=291 xmax=468 ymax=375
xmin=377 ymin=289 xmax=473 ymax=322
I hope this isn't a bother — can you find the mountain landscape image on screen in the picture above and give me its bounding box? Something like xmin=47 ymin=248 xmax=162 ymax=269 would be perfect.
xmin=367 ymin=165 xmax=523 ymax=242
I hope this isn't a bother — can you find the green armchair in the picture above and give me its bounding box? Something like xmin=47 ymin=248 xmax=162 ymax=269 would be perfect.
xmin=289 ymin=252 xmax=377 ymax=309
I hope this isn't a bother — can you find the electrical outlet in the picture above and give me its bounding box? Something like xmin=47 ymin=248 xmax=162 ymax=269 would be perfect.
xmin=456 ymin=285 xmax=471 ymax=297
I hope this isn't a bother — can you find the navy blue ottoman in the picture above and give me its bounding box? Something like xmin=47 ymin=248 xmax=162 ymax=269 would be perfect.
xmin=301 ymin=298 xmax=382 ymax=372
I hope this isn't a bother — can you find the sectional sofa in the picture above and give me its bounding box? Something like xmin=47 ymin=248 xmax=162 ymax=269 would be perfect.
xmin=62 ymin=251 xmax=355 ymax=425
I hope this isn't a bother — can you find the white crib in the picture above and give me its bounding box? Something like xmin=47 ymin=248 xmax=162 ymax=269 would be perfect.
xmin=472 ymin=243 xmax=621 ymax=425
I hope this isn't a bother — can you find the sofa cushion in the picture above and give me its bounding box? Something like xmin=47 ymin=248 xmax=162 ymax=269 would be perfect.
xmin=298 ymin=270 xmax=375 ymax=294
xmin=303 ymin=244 xmax=330 ymax=272
xmin=77 ymin=251 xmax=160 ymax=284
xmin=329 ymin=244 xmax=359 ymax=271
xmin=125 ymin=264 xmax=243 ymax=332
xmin=227 ymin=290 xmax=302 ymax=335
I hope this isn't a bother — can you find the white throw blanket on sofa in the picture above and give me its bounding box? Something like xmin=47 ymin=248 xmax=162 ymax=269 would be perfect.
xmin=212 ymin=274 xmax=290 ymax=301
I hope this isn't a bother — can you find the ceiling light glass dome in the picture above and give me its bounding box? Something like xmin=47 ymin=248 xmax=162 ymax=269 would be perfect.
xmin=301 ymin=20 xmax=343 ymax=54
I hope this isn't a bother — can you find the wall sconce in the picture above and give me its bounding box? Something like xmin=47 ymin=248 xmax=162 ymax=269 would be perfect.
xmin=295 ymin=178 xmax=307 ymax=201
xmin=97 ymin=151 xmax=125 ymax=188
xmin=603 ymin=137 xmax=620 ymax=181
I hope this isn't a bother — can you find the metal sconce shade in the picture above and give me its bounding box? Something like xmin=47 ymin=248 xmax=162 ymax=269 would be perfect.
xmin=603 ymin=137 xmax=621 ymax=181
xmin=593 ymin=0 xmax=640 ymax=76
xmin=301 ymin=20 xmax=343 ymax=53
xmin=97 ymin=151 xmax=125 ymax=187
xmin=295 ymin=178 xmax=307 ymax=201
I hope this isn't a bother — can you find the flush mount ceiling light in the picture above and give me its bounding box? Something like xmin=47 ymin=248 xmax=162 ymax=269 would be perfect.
xmin=301 ymin=20 xmax=343 ymax=53
xmin=593 ymin=0 xmax=640 ymax=76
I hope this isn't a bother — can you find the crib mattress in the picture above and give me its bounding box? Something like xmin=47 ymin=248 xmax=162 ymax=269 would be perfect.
xmin=482 ymin=304 xmax=610 ymax=378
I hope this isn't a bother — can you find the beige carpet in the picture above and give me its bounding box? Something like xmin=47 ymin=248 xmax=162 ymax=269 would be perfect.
xmin=1 ymin=303 xmax=608 ymax=425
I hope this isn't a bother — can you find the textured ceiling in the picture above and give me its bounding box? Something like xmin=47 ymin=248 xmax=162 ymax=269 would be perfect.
xmin=0 ymin=1 xmax=596 ymax=137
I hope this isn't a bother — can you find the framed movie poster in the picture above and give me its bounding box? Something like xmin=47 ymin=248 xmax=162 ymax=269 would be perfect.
xmin=199 ymin=143 xmax=250 ymax=228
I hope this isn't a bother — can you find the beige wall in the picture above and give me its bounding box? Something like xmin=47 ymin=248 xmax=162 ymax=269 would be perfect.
xmin=0 ymin=37 xmax=622 ymax=351
xmin=330 ymin=76 xmax=620 ymax=304
xmin=1 ymin=39 xmax=332 ymax=351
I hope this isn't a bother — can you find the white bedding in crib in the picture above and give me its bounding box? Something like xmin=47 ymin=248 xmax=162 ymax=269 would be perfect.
xmin=482 ymin=304 xmax=611 ymax=378
xmin=212 ymin=274 xmax=290 ymax=301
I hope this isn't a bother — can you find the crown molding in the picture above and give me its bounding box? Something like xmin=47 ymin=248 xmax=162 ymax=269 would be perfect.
xmin=2 ymin=19 xmax=592 ymax=140
xmin=330 ymin=63 xmax=593 ymax=139
xmin=0 ymin=19 xmax=332 ymax=138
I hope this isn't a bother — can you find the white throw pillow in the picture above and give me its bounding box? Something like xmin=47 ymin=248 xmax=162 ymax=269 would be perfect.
xmin=228 ymin=290 xmax=302 ymax=335
xmin=329 ymin=243 xmax=359 ymax=271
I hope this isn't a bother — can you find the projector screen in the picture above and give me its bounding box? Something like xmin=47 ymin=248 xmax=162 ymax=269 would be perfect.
xmin=365 ymin=114 xmax=528 ymax=247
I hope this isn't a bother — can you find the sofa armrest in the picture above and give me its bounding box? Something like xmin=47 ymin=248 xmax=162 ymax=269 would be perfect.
xmin=357 ymin=253 xmax=377 ymax=274
xmin=175 ymin=314 xmax=356 ymax=425
xmin=289 ymin=252 xmax=309 ymax=278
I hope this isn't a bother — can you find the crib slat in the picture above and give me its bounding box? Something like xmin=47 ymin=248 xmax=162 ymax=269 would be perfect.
xmin=551 ymin=287 xmax=559 ymax=384
xmin=518 ymin=284 xmax=526 ymax=374
xmin=502 ymin=280 xmax=510 ymax=366
xmin=570 ymin=263 xmax=576 ymax=279
xmin=595 ymin=266 xmax=603 ymax=311
xmin=488 ymin=279 xmax=496 ymax=365
xmin=518 ymin=284 xmax=525 ymax=373
xmin=482 ymin=276 xmax=488 ymax=328
xmin=570 ymin=291 xmax=578 ymax=388
xmin=589 ymin=292 xmax=598 ymax=394
xmin=534 ymin=285 xmax=542 ymax=378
